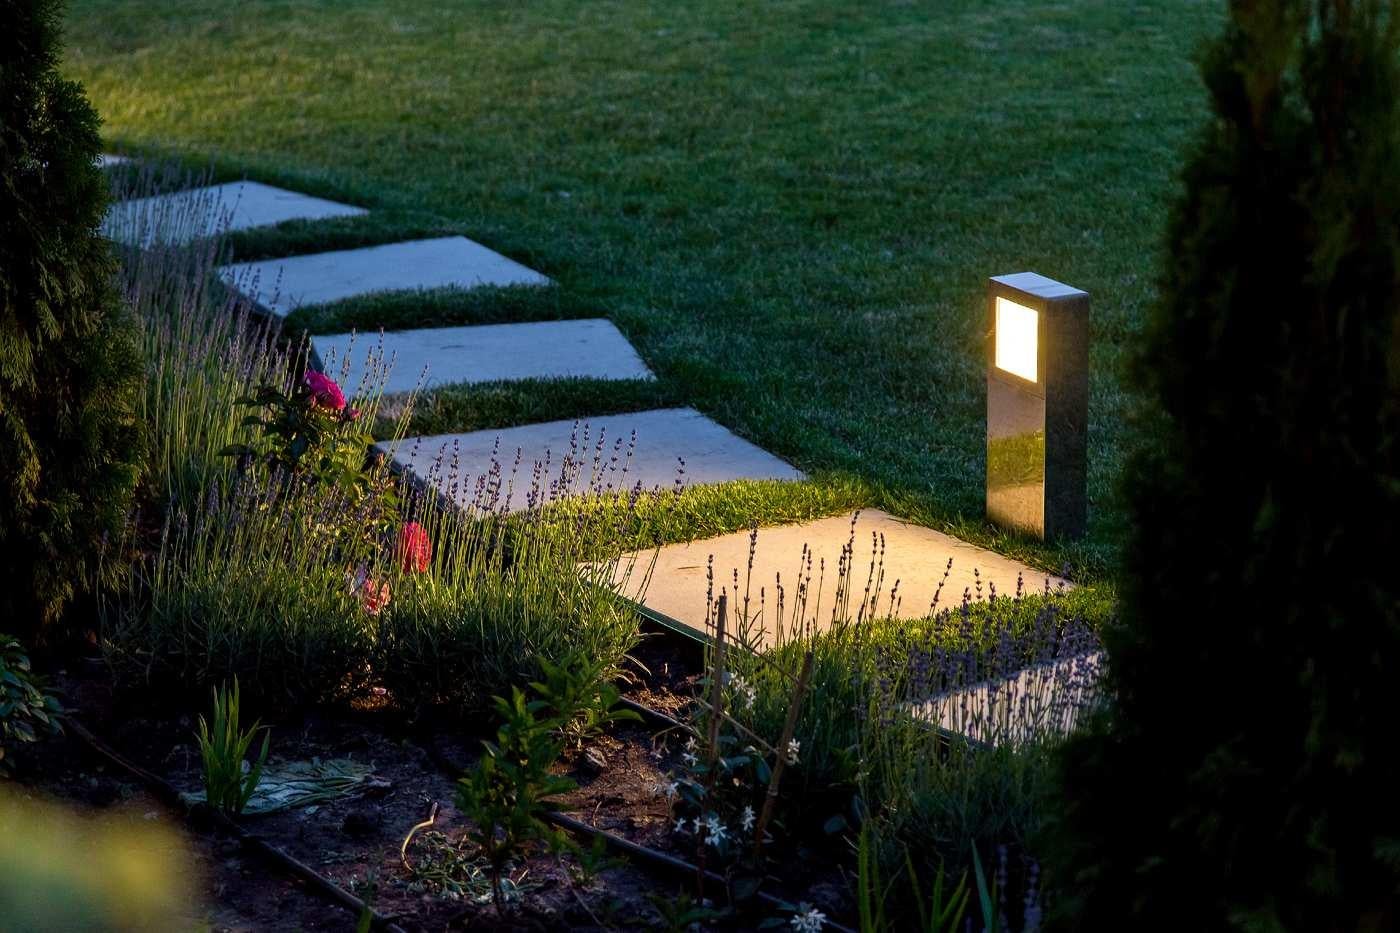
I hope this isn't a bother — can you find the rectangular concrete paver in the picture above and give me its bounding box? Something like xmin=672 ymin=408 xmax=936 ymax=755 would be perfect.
xmin=97 ymin=154 xmax=129 ymax=168
xmin=217 ymin=236 xmax=550 ymax=317
xmin=314 ymin=320 xmax=653 ymax=396
xmin=615 ymin=509 xmax=1071 ymax=651
xmin=104 ymin=181 xmax=366 ymax=247
xmin=381 ymin=408 xmax=801 ymax=513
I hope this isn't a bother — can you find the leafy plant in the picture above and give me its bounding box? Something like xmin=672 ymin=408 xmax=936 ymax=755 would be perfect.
xmin=530 ymin=652 xmax=640 ymax=749
xmin=455 ymin=686 xmax=576 ymax=911
xmin=223 ymin=371 xmax=400 ymax=552
xmin=644 ymin=890 xmax=724 ymax=933
xmin=0 ymin=635 xmax=63 ymax=776
xmin=224 ymin=374 xmax=370 ymax=487
xmin=193 ymin=678 xmax=269 ymax=815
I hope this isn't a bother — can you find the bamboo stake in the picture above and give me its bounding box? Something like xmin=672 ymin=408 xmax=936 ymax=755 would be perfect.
xmin=697 ymin=593 xmax=728 ymax=897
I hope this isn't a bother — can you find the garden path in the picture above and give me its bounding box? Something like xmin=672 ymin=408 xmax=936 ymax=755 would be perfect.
xmin=113 ymin=163 xmax=1062 ymax=657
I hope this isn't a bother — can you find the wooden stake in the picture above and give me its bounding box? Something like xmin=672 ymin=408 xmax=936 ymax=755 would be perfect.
xmin=752 ymin=648 xmax=815 ymax=860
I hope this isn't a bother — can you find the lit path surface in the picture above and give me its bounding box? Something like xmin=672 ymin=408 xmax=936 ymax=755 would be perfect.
xmin=910 ymin=652 xmax=1103 ymax=747
xmin=218 ymin=236 xmax=550 ymax=317
xmin=104 ymin=180 xmax=366 ymax=246
xmin=313 ymin=320 xmax=654 ymax=396
xmin=613 ymin=509 xmax=1069 ymax=652
xmin=380 ymin=408 xmax=803 ymax=513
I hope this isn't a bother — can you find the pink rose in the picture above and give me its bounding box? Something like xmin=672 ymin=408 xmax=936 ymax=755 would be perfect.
xmin=303 ymin=370 xmax=347 ymax=412
xmin=396 ymin=521 xmax=432 ymax=574
xmin=362 ymin=579 xmax=391 ymax=615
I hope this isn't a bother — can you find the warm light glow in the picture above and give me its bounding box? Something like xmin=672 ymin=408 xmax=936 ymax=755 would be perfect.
xmin=995 ymin=297 xmax=1038 ymax=382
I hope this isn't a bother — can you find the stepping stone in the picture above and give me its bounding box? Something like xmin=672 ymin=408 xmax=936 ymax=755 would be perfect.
xmin=314 ymin=320 xmax=652 ymax=396
xmin=104 ymin=181 xmax=366 ymax=247
xmin=217 ymin=236 xmax=550 ymax=317
xmin=382 ymin=408 xmax=801 ymax=513
xmin=910 ymin=652 xmax=1103 ymax=747
xmin=97 ymin=154 xmax=129 ymax=168
xmin=614 ymin=509 xmax=1071 ymax=651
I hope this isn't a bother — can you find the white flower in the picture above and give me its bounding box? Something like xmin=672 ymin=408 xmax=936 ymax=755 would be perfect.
xmin=790 ymin=903 xmax=827 ymax=932
xmin=685 ymin=735 xmax=697 ymax=752
xmin=744 ymin=684 xmax=757 ymax=706
xmin=673 ymin=817 xmax=690 ymax=834
xmin=704 ymin=814 xmax=728 ymax=847
xmin=682 ymin=751 xmax=699 ymax=767
xmin=652 ymin=780 xmax=679 ymax=800
xmin=740 ymin=804 xmax=756 ymax=832
xmin=786 ymin=738 xmax=801 ymax=765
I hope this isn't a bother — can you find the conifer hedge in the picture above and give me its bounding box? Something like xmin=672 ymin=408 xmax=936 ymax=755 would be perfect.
xmin=1046 ymin=2 xmax=1400 ymax=928
xmin=0 ymin=0 xmax=143 ymax=639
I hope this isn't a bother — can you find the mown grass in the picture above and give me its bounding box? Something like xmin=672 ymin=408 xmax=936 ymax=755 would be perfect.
xmin=66 ymin=0 xmax=1223 ymax=580
xmin=370 ymin=377 xmax=683 ymax=441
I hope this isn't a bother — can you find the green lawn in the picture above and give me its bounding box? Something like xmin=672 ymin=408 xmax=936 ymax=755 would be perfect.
xmin=65 ymin=0 xmax=1222 ymax=580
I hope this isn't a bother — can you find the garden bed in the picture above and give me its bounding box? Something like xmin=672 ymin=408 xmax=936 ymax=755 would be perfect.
xmin=23 ymin=627 xmax=855 ymax=932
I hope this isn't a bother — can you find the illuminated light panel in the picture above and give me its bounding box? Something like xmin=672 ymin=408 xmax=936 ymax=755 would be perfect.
xmin=995 ymin=297 xmax=1039 ymax=382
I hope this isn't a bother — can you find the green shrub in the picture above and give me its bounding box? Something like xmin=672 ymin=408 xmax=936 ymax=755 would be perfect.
xmin=529 ymin=652 xmax=641 ymax=749
xmin=1046 ymin=3 xmax=1400 ymax=928
xmin=104 ymin=467 xmax=391 ymax=705
xmin=0 ymin=635 xmax=63 ymax=776
xmin=0 ymin=0 xmax=144 ymax=638
xmin=375 ymin=498 xmax=646 ymax=715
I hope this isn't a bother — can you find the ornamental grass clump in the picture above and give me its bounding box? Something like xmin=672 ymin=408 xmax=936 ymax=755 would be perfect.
xmin=373 ymin=424 xmax=658 ymax=715
xmin=107 ymin=236 xmax=653 ymax=709
xmin=108 ymin=161 xmax=287 ymax=515
xmin=104 ymin=346 xmax=412 ymax=704
xmin=711 ymin=527 xmax=1108 ymax=930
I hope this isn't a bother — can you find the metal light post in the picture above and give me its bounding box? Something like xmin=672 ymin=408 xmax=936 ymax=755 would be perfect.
xmin=986 ymin=272 xmax=1089 ymax=540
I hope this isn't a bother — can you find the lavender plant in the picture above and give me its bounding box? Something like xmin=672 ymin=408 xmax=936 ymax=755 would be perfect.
xmin=108 ymin=163 xmax=290 ymax=514
xmin=708 ymin=525 xmax=1105 ymax=930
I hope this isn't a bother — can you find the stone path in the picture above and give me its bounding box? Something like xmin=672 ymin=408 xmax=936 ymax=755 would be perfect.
xmin=314 ymin=319 xmax=653 ymax=395
xmin=218 ymin=236 xmax=550 ymax=317
xmin=109 ymin=154 xmax=1080 ymax=744
xmin=104 ymin=180 xmax=365 ymax=246
xmin=98 ymin=154 xmax=129 ymax=167
xmin=614 ymin=509 xmax=1070 ymax=651
xmin=379 ymin=408 xmax=802 ymax=513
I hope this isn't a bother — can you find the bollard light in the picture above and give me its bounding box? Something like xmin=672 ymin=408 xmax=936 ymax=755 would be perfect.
xmin=986 ymin=272 xmax=1088 ymax=540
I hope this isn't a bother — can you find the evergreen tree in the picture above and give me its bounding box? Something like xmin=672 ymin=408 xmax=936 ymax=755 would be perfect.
xmin=0 ymin=0 xmax=143 ymax=639
xmin=1047 ymin=1 xmax=1400 ymax=928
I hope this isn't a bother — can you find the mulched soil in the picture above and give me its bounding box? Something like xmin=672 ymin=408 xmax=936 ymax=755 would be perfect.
xmin=14 ymin=626 xmax=854 ymax=931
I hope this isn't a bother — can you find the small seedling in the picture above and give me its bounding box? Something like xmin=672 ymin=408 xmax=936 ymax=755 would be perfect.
xmin=529 ymin=652 xmax=641 ymax=749
xmin=194 ymin=678 xmax=269 ymax=815
xmin=455 ymin=687 xmax=575 ymax=911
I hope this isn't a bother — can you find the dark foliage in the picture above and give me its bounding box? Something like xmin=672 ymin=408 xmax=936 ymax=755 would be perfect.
xmin=0 ymin=0 xmax=143 ymax=639
xmin=1046 ymin=2 xmax=1400 ymax=929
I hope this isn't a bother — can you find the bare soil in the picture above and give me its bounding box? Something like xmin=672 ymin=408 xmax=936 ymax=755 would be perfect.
xmin=16 ymin=628 xmax=853 ymax=931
